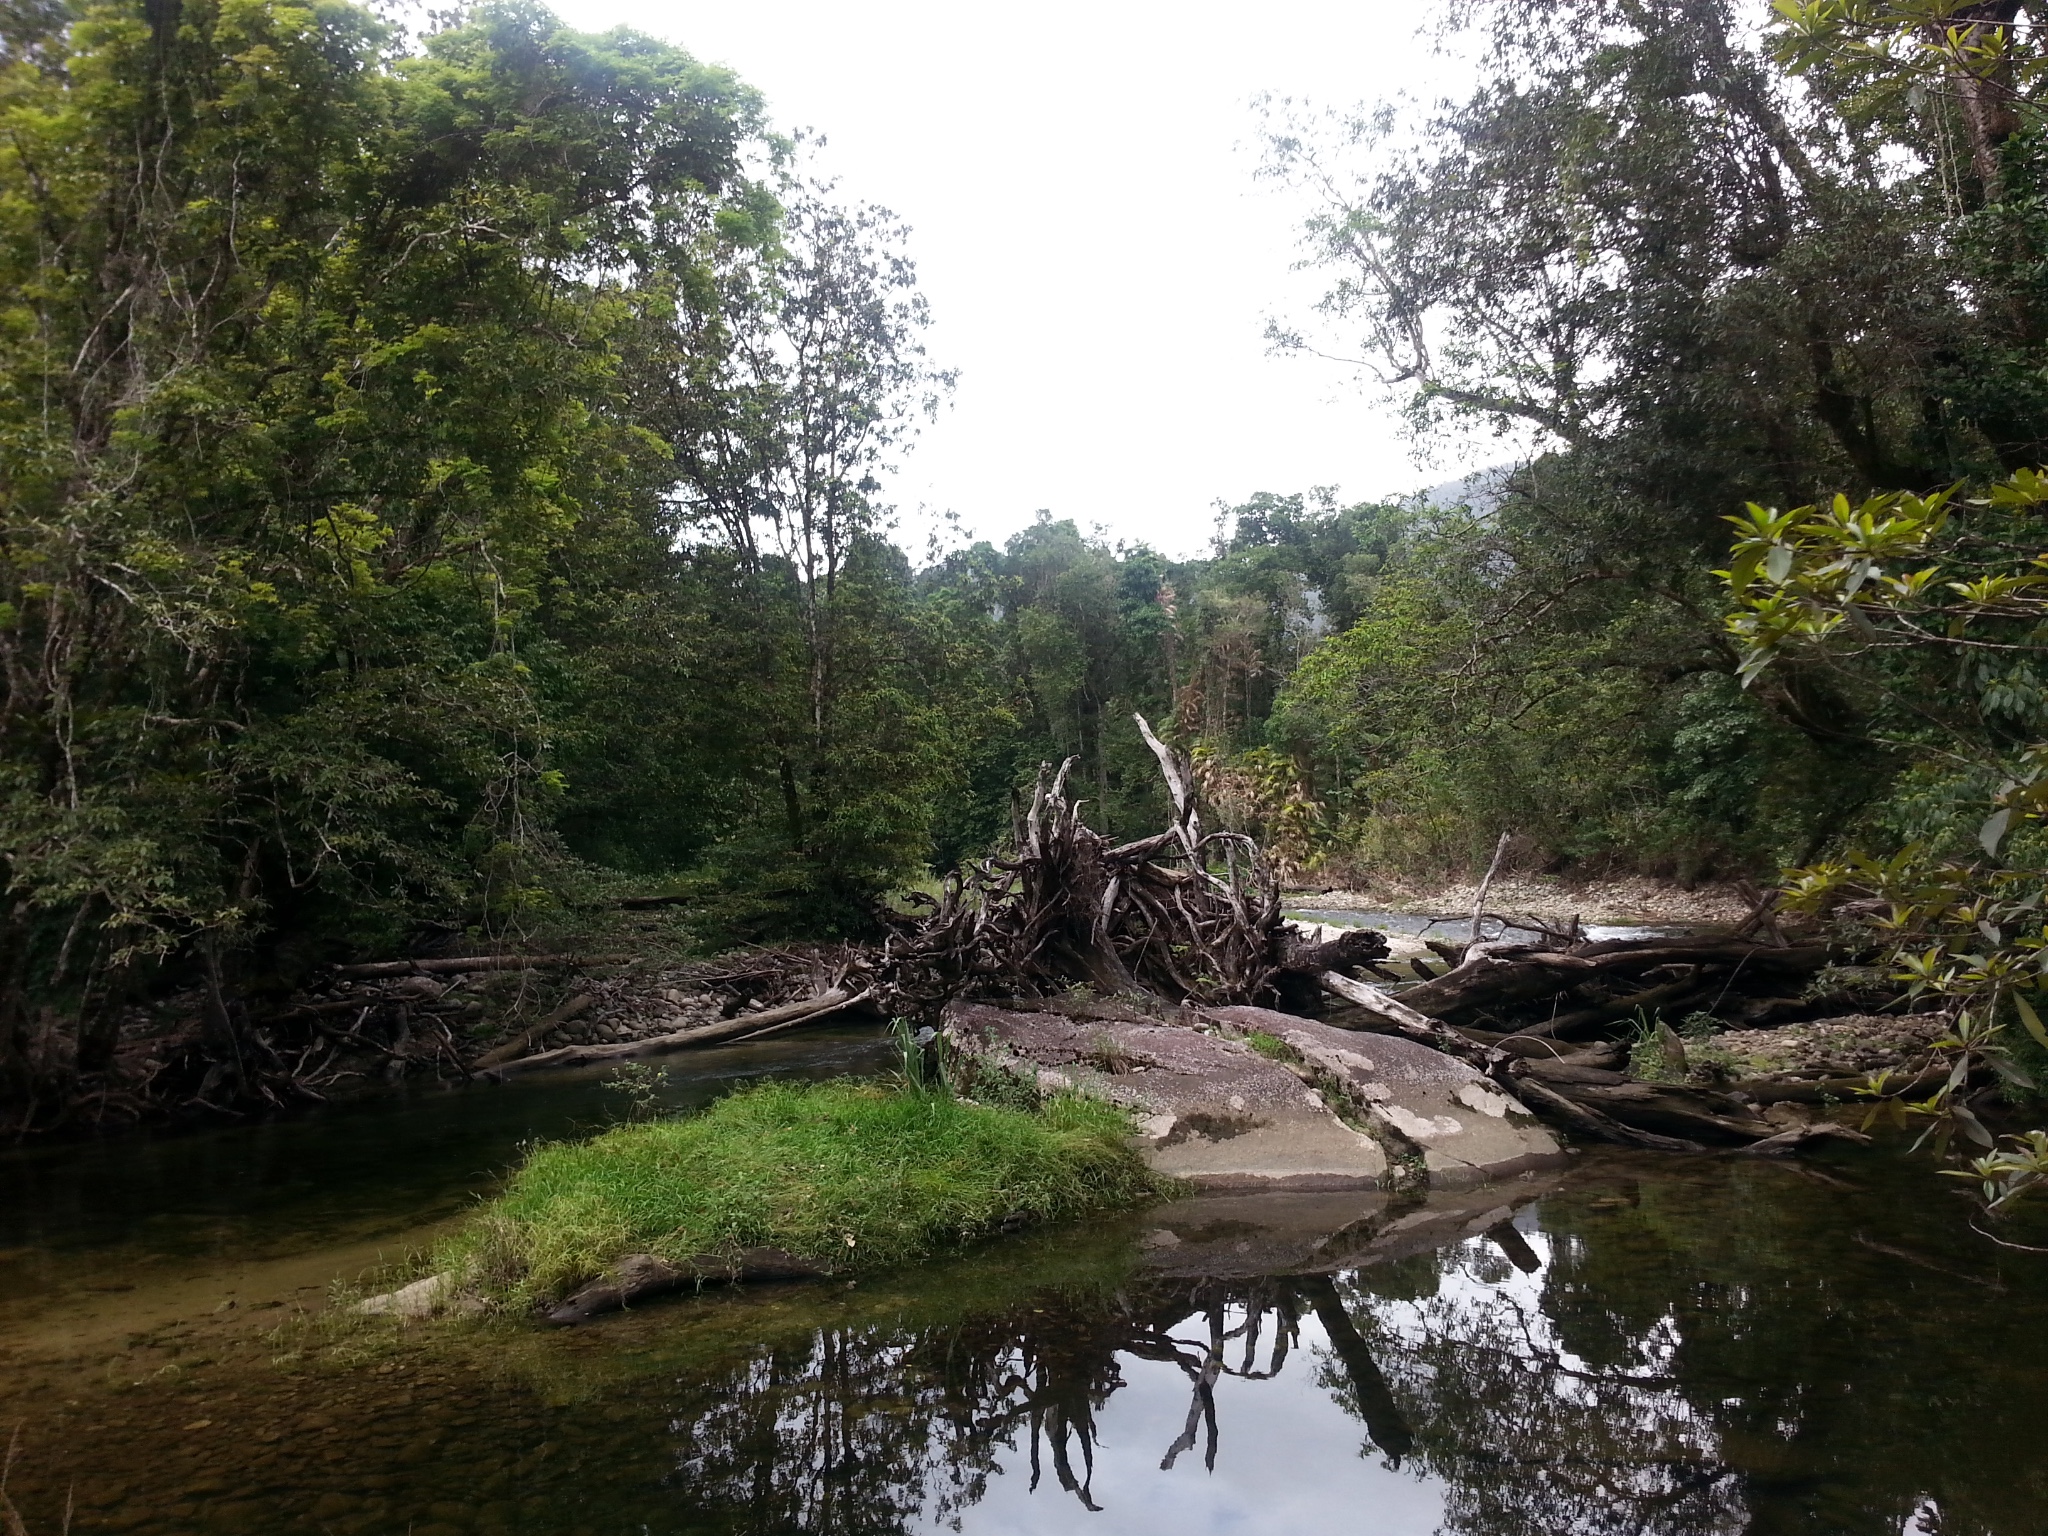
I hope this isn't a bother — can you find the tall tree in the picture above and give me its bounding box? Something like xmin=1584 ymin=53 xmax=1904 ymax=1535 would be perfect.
xmin=668 ymin=164 xmax=956 ymax=923
xmin=1247 ymin=0 xmax=2048 ymax=876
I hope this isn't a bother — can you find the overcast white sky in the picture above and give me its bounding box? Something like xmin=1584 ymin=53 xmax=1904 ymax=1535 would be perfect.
xmin=545 ymin=0 xmax=1488 ymax=558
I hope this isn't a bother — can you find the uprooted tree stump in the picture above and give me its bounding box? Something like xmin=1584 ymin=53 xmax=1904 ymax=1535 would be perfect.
xmin=876 ymin=717 xmax=1337 ymax=1013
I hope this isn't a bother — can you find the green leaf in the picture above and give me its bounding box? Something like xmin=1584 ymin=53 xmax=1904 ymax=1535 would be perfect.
xmin=1980 ymin=808 xmax=2012 ymax=857
xmin=1950 ymin=1101 xmax=1997 ymax=1151
xmin=2013 ymin=991 xmax=2048 ymax=1053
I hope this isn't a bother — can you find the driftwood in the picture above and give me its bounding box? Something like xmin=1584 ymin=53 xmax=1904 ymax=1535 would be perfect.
xmin=877 ymin=718 xmax=1287 ymax=1015
xmin=1392 ymin=941 xmax=1831 ymax=1028
xmin=1738 ymin=1062 xmax=1946 ymax=1104
xmin=1468 ymin=831 xmax=1512 ymax=948
xmin=1304 ymin=938 xmax=1911 ymax=1153
xmin=1508 ymin=1074 xmax=1707 ymax=1153
xmin=473 ymin=993 xmax=595 ymax=1070
xmin=126 ymin=943 xmax=873 ymax=1107
xmin=543 ymin=1248 xmax=828 ymax=1325
xmin=866 ymin=717 xmax=1888 ymax=1158
xmin=483 ymin=988 xmax=872 ymax=1078
xmin=332 ymin=953 xmax=629 ymax=978
xmin=1733 ymin=1122 xmax=1873 ymax=1156
xmin=1315 ymin=971 xmax=1472 ymax=1055
xmin=1518 ymin=977 xmax=1713 ymax=1040
xmin=1285 ymin=927 xmax=1392 ymax=974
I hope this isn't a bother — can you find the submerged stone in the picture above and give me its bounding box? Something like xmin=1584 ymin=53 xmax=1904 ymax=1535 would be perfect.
xmin=354 ymin=1272 xmax=475 ymax=1319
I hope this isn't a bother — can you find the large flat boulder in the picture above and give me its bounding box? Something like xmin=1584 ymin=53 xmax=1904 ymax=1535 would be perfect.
xmin=945 ymin=1002 xmax=1386 ymax=1190
xmin=1208 ymin=1005 xmax=1565 ymax=1186
xmin=944 ymin=1000 xmax=1562 ymax=1192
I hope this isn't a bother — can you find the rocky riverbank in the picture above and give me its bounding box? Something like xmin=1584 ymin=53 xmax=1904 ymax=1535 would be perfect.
xmin=1299 ymin=874 xmax=1754 ymax=927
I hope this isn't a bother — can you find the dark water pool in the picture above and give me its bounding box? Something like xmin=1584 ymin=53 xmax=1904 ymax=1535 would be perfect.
xmin=2 ymin=1031 xmax=2045 ymax=1536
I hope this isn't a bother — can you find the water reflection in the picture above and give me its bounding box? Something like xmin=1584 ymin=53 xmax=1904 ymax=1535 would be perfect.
xmin=5 ymin=1128 xmax=2048 ymax=1533
xmin=647 ymin=1271 xmax=1431 ymax=1534
xmin=643 ymin=1231 xmax=1750 ymax=1535
xmin=615 ymin=1166 xmax=2047 ymax=1536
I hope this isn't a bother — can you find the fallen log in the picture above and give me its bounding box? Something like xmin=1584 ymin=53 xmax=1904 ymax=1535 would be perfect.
xmin=1733 ymin=1061 xmax=1947 ymax=1105
xmin=1731 ymin=1122 xmax=1872 ymax=1156
xmin=1516 ymin=1056 xmax=1630 ymax=1087
xmin=482 ymin=988 xmax=873 ymax=1078
xmin=1484 ymin=1033 xmax=1620 ymax=1062
xmin=1506 ymin=1074 xmax=1705 ymax=1153
xmin=1396 ymin=941 xmax=1831 ymax=1025
xmin=544 ymin=1248 xmax=828 ymax=1325
xmin=1285 ymin=927 xmax=1392 ymax=974
xmin=334 ymin=953 xmax=630 ymax=979
xmin=1395 ymin=945 xmax=1599 ymax=1021
xmin=1508 ymin=977 xmax=1717 ymax=1040
xmin=1519 ymin=1076 xmax=1779 ymax=1144
xmin=473 ymin=993 xmax=595 ymax=1070
xmin=1314 ymin=971 xmax=1477 ymax=1058
xmin=271 ymin=994 xmax=415 ymax=1020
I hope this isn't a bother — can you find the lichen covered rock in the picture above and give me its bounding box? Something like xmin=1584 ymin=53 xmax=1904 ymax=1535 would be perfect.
xmin=944 ymin=1001 xmax=1563 ymax=1191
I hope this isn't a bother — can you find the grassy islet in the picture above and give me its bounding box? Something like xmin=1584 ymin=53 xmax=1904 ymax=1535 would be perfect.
xmin=440 ymin=1079 xmax=1168 ymax=1307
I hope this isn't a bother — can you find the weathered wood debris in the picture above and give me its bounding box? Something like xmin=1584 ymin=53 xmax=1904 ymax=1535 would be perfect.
xmin=874 ymin=718 xmax=1304 ymax=1011
xmin=103 ymin=946 xmax=863 ymax=1121
xmin=853 ymin=717 xmax=1900 ymax=1155
xmin=246 ymin=715 xmax=1935 ymax=1160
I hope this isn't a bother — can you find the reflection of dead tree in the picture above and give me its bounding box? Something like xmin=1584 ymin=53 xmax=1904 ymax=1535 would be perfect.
xmin=879 ymin=717 xmax=1286 ymax=1015
xmin=665 ymin=1265 xmax=1743 ymax=1529
xmin=916 ymin=1275 xmax=1336 ymax=1508
xmin=1157 ymin=1312 xmax=1224 ymax=1472
xmin=1297 ymin=1274 xmax=1416 ymax=1464
xmin=1105 ymin=1274 xmax=1414 ymax=1472
xmin=1027 ymin=1376 xmax=1103 ymax=1512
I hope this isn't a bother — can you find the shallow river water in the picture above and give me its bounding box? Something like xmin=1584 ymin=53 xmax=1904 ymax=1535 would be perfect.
xmin=3 ymin=1026 xmax=2047 ymax=1536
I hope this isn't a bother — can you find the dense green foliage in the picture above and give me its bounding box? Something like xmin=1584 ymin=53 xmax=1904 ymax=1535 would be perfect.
xmin=440 ymin=1078 xmax=1166 ymax=1305
xmin=1244 ymin=0 xmax=2048 ymax=883
xmin=16 ymin=0 xmax=2048 ymax=1138
xmin=0 ymin=0 xmax=962 ymax=1114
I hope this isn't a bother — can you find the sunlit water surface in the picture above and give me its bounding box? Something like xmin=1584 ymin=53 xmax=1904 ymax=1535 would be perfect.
xmin=1 ymin=1026 xmax=2044 ymax=1536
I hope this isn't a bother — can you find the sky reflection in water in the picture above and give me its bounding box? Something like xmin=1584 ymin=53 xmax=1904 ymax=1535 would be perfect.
xmin=686 ymin=1230 xmax=1724 ymax=1536
xmin=612 ymin=1163 xmax=2048 ymax=1536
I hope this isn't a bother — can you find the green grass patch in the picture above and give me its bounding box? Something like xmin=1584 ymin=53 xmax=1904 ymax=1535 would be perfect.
xmin=1241 ymin=1029 xmax=1297 ymax=1063
xmin=438 ymin=1080 xmax=1170 ymax=1309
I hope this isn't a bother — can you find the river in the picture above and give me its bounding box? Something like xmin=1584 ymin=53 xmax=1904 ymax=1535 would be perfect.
xmin=1 ymin=1025 xmax=2044 ymax=1535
